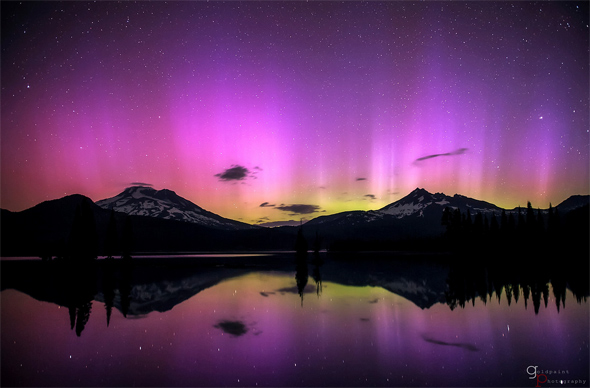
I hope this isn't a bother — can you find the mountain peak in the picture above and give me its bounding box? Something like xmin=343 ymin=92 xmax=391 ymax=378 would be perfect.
xmin=96 ymin=187 xmax=256 ymax=230
xmin=409 ymin=187 xmax=431 ymax=197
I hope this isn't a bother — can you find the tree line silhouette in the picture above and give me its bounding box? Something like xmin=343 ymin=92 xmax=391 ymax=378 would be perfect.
xmin=441 ymin=202 xmax=589 ymax=255
xmin=41 ymin=198 xmax=134 ymax=262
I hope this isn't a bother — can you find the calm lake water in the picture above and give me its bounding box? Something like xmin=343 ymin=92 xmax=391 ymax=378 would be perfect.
xmin=1 ymin=253 xmax=588 ymax=387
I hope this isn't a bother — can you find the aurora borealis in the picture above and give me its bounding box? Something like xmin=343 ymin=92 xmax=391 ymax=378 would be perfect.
xmin=2 ymin=1 xmax=588 ymax=225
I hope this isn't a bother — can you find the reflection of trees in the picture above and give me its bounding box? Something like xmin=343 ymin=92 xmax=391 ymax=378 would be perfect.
xmin=119 ymin=262 xmax=133 ymax=317
xmin=295 ymin=256 xmax=308 ymax=306
xmin=102 ymin=262 xmax=116 ymax=326
xmin=75 ymin=301 xmax=92 ymax=336
xmin=62 ymin=261 xmax=97 ymax=336
xmin=445 ymin=257 xmax=588 ymax=314
xmin=311 ymin=254 xmax=323 ymax=297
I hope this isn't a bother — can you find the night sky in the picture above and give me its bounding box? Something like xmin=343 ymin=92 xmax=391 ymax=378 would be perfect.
xmin=2 ymin=1 xmax=588 ymax=225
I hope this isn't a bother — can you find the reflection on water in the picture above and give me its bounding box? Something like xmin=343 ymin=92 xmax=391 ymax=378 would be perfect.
xmin=1 ymin=253 xmax=588 ymax=387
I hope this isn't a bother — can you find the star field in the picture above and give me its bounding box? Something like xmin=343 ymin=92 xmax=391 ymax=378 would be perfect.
xmin=1 ymin=1 xmax=588 ymax=224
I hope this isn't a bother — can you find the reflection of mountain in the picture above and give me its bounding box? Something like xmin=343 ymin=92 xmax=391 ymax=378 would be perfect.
xmin=0 ymin=260 xmax=253 ymax=320
xmin=4 ymin=254 xmax=586 ymax=328
xmin=95 ymin=266 xmax=247 ymax=316
xmin=319 ymin=256 xmax=450 ymax=309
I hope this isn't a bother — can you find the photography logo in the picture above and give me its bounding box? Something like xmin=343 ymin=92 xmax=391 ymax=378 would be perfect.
xmin=526 ymin=365 xmax=586 ymax=387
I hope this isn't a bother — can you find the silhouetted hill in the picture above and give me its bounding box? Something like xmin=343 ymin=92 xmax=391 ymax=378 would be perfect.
xmin=1 ymin=195 xmax=296 ymax=257
xmin=1 ymin=195 xmax=114 ymax=257
xmin=555 ymin=195 xmax=590 ymax=214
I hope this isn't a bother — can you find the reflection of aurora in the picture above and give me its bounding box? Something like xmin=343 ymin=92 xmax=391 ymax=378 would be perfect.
xmin=2 ymin=257 xmax=588 ymax=387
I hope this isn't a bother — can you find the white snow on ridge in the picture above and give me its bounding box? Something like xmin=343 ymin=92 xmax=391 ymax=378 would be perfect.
xmin=435 ymin=200 xmax=449 ymax=206
xmin=131 ymin=188 xmax=149 ymax=200
xmin=168 ymin=207 xmax=182 ymax=214
xmin=380 ymin=202 xmax=425 ymax=217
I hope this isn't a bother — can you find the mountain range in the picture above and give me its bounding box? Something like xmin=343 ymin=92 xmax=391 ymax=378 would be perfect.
xmin=1 ymin=186 xmax=588 ymax=256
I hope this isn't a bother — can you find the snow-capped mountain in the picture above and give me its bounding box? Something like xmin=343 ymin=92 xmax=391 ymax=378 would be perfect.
xmin=378 ymin=188 xmax=502 ymax=218
xmin=307 ymin=188 xmax=502 ymax=229
xmin=96 ymin=186 xmax=256 ymax=230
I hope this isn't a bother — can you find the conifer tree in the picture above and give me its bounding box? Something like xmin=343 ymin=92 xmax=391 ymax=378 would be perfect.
xmin=104 ymin=209 xmax=119 ymax=259
xmin=121 ymin=216 xmax=133 ymax=260
xmin=490 ymin=213 xmax=499 ymax=236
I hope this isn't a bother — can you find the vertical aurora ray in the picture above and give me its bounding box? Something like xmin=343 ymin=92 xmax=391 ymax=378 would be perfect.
xmin=1 ymin=2 xmax=587 ymax=222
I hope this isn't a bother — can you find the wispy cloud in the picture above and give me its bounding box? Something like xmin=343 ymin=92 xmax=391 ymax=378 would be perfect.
xmin=259 ymin=202 xmax=275 ymax=207
xmin=364 ymin=194 xmax=376 ymax=200
xmin=130 ymin=182 xmax=153 ymax=187
xmin=414 ymin=148 xmax=468 ymax=165
xmin=356 ymin=177 xmax=367 ymax=181
xmin=421 ymin=334 xmax=479 ymax=351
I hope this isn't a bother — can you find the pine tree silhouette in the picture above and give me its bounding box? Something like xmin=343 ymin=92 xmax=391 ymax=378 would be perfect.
xmin=121 ymin=216 xmax=134 ymax=260
xmin=68 ymin=198 xmax=98 ymax=261
xmin=295 ymin=260 xmax=308 ymax=307
xmin=295 ymin=225 xmax=308 ymax=256
xmin=104 ymin=209 xmax=119 ymax=259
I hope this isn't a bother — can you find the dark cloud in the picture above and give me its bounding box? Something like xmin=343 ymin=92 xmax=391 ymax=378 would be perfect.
xmin=130 ymin=182 xmax=153 ymax=187
xmin=215 ymin=165 xmax=250 ymax=181
xmin=421 ymin=334 xmax=478 ymax=351
xmin=364 ymin=194 xmax=376 ymax=200
xmin=414 ymin=148 xmax=468 ymax=164
xmin=259 ymin=202 xmax=275 ymax=207
xmin=275 ymin=204 xmax=321 ymax=214
xmin=368 ymin=298 xmax=379 ymax=304
xmin=214 ymin=320 xmax=248 ymax=337
xmin=356 ymin=177 xmax=367 ymax=181
xmin=257 ymin=220 xmax=306 ymax=227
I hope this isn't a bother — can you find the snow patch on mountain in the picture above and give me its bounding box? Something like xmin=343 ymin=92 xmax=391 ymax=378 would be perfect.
xmin=380 ymin=202 xmax=427 ymax=218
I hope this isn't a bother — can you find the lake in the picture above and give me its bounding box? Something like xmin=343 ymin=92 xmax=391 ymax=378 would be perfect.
xmin=1 ymin=253 xmax=588 ymax=387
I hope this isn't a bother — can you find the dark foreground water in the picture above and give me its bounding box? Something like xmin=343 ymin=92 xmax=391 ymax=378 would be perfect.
xmin=1 ymin=253 xmax=588 ymax=387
